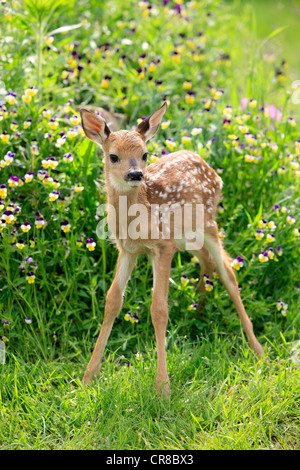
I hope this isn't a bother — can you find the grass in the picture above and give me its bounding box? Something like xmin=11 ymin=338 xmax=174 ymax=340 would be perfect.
xmin=0 ymin=0 xmax=299 ymax=450
xmin=1 ymin=339 xmax=299 ymax=450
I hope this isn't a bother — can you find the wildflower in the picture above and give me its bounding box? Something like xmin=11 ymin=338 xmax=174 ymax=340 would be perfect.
xmin=55 ymin=135 xmax=67 ymax=147
xmin=255 ymin=229 xmax=264 ymax=240
xmin=245 ymin=154 xmax=255 ymax=163
xmin=43 ymin=175 xmax=53 ymax=186
xmin=10 ymin=121 xmax=18 ymax=132
xmin=273 ymin=203 xmax=280 ymax=216
xmin=276 ymin=246 xmax=283 ymax=257
xmin=278 ymin=166 xmax=286 ymax=174
xmin=63 ymin=152 xmax=73 ymax=163
xmin=70 ymin=114 xmax=80 ymax=125
xmin=166 ymin=138 xmax=176 ymax=150
xmin=191 ymin=127 xmax=202 ymax=136
xmin=228 ymin=134 xmax=239 ymax=146
xmin=2 ymin=210 xmax=14 ymax=224
xmin=124 ymin=312 xmax=132 ymax=321
xmin=185 ymin=91 xmax=195 ymax=104
xmin=287 ymin=117 xmax=296 ymax=127
xmin=26 ymin=271 xmax=35 ymax=284
xmin=21 ymin=221 xmax=32 ymax=233
xmin=294 ymin=228 xmax=300 ymax=236
xmin=35 ymin=216 xmax=46 ymax=229
xmin=266 ymin=233 xmax=275 ymax=243
xmin=8 ymin=175 xmax=19 ymax=188
xmin=277 ymin=300 xmax=288 ymax=316
xmin=290 ymin=159 xmax=299 ymax=170
xmin=23 ymin=119 xmax=32 ymax=129
xmin=22 ymin=93 xmax=32 ymax=103
xmin=16 ymin=239 xmax=25 ymax=250
xmin=187 ymin=303 xmax=199 ymax=310
xmin=45 ymin=36 xmax=54 ymax=45
xmin=231 ymin=256 xmax=244 ymax=270
xmin=204 ymin=278 xmax=214 ymax=291
xmin=26 ymin=86 xmax=38 ymax=97
xmin=61 ymin=220 xmax=71 ymax=233
xmin=42 ymin=108 xmax=53 ymax=119
xmin=86 ymin=238 xmax=96 ymax=251
xmin=0 ymin=131 xmax=10 ymax=143
xmin=2 ymin=320 xmax=10 ymax=326
xmin=258 ymin=252 xmax=268 ymax=263
xmin=281 ymin=206 xmax=288 ymax=214
xmin=25 ymin=318 xmax=32 ymax=324
xmin=0 ymin=199 xmax=4 ymax=211
xmin=287 ymin=214 xmax=296 ymax=224
xmin=219 ymin=230 xmax=226 ymax=239
xmin=258 ymin=219 xmax=267 ymax=229
xmin=181 ymin=134 xmax=191 ymax=144
xmin=161 ymin=121 xmax=171 ymax=130
xmin=217 ymin=203 xmax=225 ymax=214
xmin=181 ymin=275 xmax=189 ymax=286
xmin=49 ymin=190 xmax=60 ymax=202
xmin=249 ymin=99 xmax=257 ymax=108
xmin=183 ymin=81 xmax=192 ymax=90
xmin=131 ymin=314 xmax=140 ymax=324
xmin=268 ymin=220 xmax=277 ymax=231
xmin=239 ymin=125 xmax=249 ymax=134
xmin=74 ymin=184 xmax=84 ymax=193
xmin=49 ymin=118 xmax=59 ymax=130
xmin=5 ymin=92 xmax=17 ymax=105
xmin=24 ymin=172 xmax=34 ymax=183
xmin=4 ymin=152 xmax=15 ymax=166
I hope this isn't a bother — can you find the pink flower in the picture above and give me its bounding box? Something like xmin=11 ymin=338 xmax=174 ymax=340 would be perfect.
xmin=240 ymin=98 xmax=248 ymax=109
xmin=265 ymin=104 xmax=282 ymax=122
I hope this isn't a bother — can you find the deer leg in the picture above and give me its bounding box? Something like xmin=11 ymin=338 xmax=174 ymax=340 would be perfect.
xmin=151 ymin=245 xmax=175 ymax=396
xmin=204 ymin=231 xmax=263 ymax=358
xmin=83 ymin=250 xmax=137 ymax=386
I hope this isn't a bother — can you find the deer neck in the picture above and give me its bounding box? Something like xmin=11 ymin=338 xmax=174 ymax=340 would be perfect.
xmin=106 ymin=176 xmax=149 ymax=241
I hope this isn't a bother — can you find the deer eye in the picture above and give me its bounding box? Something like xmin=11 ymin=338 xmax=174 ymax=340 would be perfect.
xmin=142 ymin=152 xmax=148 ymax=162
xmin=109 ymin=154 xmax=119 ymax=163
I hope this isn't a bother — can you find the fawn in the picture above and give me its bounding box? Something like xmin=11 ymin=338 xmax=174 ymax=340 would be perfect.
xmin=79 ymin=102 xmax=263 ymax=395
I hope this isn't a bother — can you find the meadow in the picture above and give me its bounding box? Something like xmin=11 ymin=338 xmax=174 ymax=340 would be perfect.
xmin=0 ymin=0 xmax=299 ymax=450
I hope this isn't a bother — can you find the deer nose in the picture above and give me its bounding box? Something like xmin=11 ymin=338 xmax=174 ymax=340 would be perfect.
xmin=127 ymin=171 xmax=144 ymax=181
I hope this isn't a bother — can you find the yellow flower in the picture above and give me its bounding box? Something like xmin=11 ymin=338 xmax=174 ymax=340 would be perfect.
xmin=0 ymin=133 xmax=10 ymax=143
xmin=45 ymin=36 xmax=54 ymax=45
xmin=183 ymin=81 xmax=192 ymax=90
xmin=70 ymin=115 xmax=80 ymax=125
xmin=161 ymin=121 xmax=171 ymax=130
xmin=22 ymin=94 xmax=32 ymax=103
xmin=101 ymin=79 xmax=109 ymax=88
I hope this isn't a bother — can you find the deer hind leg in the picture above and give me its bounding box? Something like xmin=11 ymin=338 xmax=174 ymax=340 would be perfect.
xmin=204 ymin=230 xmax=263 ymax=358
xmin=190 ymin=246 xmax=216 ymax=314
xmin=83 ymin=250 xmax=137 ymax=386
xmin=151 ymin=244 xmax=175 ymax=396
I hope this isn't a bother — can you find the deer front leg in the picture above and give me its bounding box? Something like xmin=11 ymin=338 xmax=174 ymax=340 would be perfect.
xmin=83 ymin=250 xmax=137 ymax=386
xmin=151 ymin=245 xmax=175 ymax=396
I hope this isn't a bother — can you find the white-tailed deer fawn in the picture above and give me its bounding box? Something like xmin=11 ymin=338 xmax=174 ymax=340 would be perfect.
xmin=80 ymin=102 xmax=263 ymax=395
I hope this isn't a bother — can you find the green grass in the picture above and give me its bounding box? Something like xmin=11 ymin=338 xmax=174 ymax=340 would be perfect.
xmin=1 ymin=339 xmax=299 ymax=450
xmin=0 ymin=0 xmax=299 ymax=450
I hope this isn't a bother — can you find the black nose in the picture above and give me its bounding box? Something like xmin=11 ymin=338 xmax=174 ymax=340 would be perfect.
xmin=127 ymin=171 xmax=144 ymax=181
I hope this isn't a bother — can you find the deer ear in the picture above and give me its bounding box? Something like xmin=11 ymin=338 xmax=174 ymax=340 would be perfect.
xmin=80 ymin=107 xmax=111 ymax=145
xmin=136 ymin=102 xmax=167 ymax=142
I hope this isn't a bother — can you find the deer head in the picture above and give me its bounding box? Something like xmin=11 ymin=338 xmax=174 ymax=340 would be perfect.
xmin=80 ymin=102 xmax=167 ymax=191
